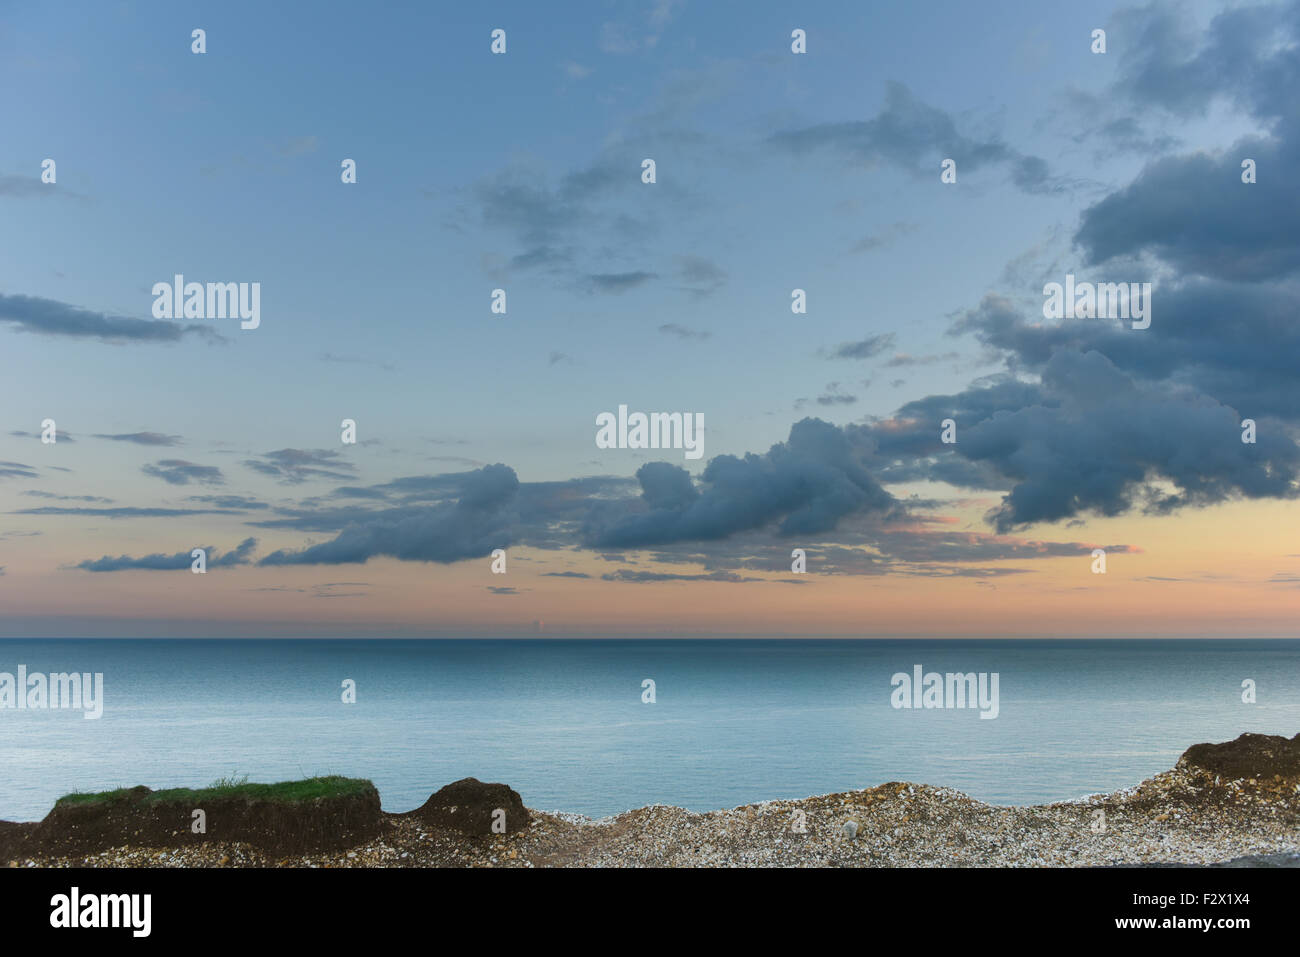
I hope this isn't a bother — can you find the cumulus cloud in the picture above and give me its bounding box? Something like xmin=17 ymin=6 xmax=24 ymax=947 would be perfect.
xmin=953 ymin=283 xmax=1300 ymax=418
xmin=77 ymin=537 xmax=257 ymax=572
xmin=186 ymin=418 xmax=1151 ymax=578
xmin=855 ymin=2 xmax=1300 ymax=531
xmin=59 ymin=6 xmax=1300 ymax=575
xmin=1076 ymin=1 xmax=1300 ymax=280
xmin=259 ymin=464 xmax=520 ymax=566
xmin=582 ymin=418 xmax=897 ymax=548
xmin=863 ymin=349 xmax=1300 ymax=531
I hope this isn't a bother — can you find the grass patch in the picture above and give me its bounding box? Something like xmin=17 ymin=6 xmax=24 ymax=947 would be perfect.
xmin=55 ymin=776 xmax=373 ymax=807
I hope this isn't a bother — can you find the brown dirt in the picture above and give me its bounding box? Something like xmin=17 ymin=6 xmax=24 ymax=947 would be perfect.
xmin=6 ymin=783 xmax=383 ymax=859
xmin=1178 ymin=732 xmax=1300 ymax=780
xmin=403 ymin=777 xmax=529 ymax=835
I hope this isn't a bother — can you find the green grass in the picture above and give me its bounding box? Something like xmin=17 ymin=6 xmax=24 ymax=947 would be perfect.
xmin=55 ymin=775 xmax=373 ymax=807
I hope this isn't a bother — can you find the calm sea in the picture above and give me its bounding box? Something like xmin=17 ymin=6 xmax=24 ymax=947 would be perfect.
xmin=1 ymin=638 xmax=1297 ymax=822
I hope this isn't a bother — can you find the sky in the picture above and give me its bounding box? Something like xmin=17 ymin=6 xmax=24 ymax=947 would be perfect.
xmin=1 ymin=0 xmax=1298 ymax=637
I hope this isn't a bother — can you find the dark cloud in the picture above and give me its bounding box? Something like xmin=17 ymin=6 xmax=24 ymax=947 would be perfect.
xmin=10 ymin=429 xmax=74 ymax=443
xmin=849 ymin=7 xmax=1300 ymax=531
xmin=862 ymin=350 xmax=1300 ymax=531
xmin=952 ymin=284 xmax=1300 ymax=418
xmin=14 ymin=506 xmax=241 ymax=518
xmin=825 ymin=334 xmax=895 ymax=361
xmin=770 ymin=82 xmax=1062 ymax=194
xmin=510 ymin=245 xmax=574 ymax=271
xmin=230 ymin=434 xmax=1148 ymax=578
xmin=813 ymin=383 xmax=858 ymax=406
xmin=0 ymin=461 xmax=39 ymax=479
xmin=600 ymin=568 xmax=770 ymax=584
xmin=1070 ymin=113 xmax=1181 ymax=159
xmin=635 ymin=462 xmax=699 ymax=510
xmin=1075 ymin=136 xmax=1299 ymax=282
xmin=0 ymin=293 xmax=223 ymax=344
xmin=244 ymin=449 xmax=357 ymax=484
xmin=1108 ymin=1 xmax=1295 ymax=121
xmin=885 ymin=352 xmax=961 ymax=368
xmin=331 ymin=486 xmax=390 ymax=500
xmin=582 ymin=418 xmax=897 ymax=548
xmin=586 ymin=271 xmax=657 ymax=294
xmin=473 ymin=156 xmax=628 ymax=248
xmin=77 ymin=537 xmax=257 ymax=572
xmin=22 ymin=490 xmax=113 ymax=503
xmin=142 ymin=459 xmax=224 ymax=486
xmin=1076 ymin=1 xmax=1300 ymax=281
xmin=186 ymin=494 xmax=269 ymax=510
xmin=93 ymin=432 xmax=183 ymax=446
xmin=869 ymin=529 xmax=1139 ymax=566
xmin=259 ymin=464 xmax=520 ymax=566
xmin=815 ymin=393 xmax=857 ymax=407
xmin=246 ymin=475 xmax=632 ymax=560
xmin=621 ymin=512 xmax=1139 ymax=577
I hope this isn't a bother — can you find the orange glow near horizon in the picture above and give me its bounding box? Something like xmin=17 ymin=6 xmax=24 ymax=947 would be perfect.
xmin=2 ymin=492 xmax=1297 ymax=638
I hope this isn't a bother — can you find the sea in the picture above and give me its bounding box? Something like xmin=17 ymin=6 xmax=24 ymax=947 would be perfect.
xmin=1 ymin=638 xmax=1297 ymax=822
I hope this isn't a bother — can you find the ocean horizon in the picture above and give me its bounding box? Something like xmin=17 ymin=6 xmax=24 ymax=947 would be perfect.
xmin=3 ymin=637 xmax=1297 ymax=823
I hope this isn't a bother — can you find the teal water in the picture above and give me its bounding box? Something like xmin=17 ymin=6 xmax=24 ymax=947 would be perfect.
xmin=1 ymin=638 xmax=1297 ymax=821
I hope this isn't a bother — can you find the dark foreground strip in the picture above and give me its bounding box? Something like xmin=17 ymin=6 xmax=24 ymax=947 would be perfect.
xmin=0 ymin=864 xmax=1281 ymax=943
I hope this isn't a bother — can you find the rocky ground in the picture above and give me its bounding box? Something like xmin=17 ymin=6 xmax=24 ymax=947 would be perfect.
xmin=8 ymin=733 xmax=1300 ymax=868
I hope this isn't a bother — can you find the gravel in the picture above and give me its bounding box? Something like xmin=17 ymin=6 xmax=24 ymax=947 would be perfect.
xmin=12 ymin=762 xmax=1299 ymax=868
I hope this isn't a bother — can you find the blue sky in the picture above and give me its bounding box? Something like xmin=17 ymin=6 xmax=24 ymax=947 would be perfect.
xmin=2 ymin=0 xmax=1298 ymax=636
xmin=0 ymin=0 xmax=1143 ymax=472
